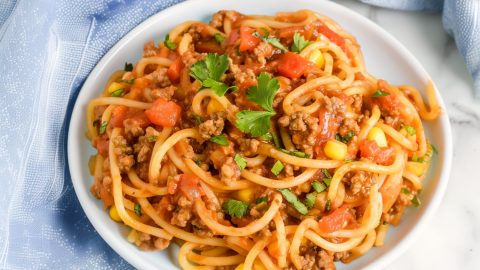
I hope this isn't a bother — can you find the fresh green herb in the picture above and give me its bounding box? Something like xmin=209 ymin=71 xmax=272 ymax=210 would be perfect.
xmin=124 ymin=62 xmax=133 ymax=72
xmin=291 ymin=32 xmax=312 ymax=53
xmin=411 ymin=154 xmax=424 ymax=163
xmin=235 ymin=110 xmax=275 ymax=137
xmin=335 ymin=130 xmax=354 ymax=144
xmin=402 ymin=125 xmax=417 ymax=136
xmin=222 ymin=199 xmax=250 ymax=218
xmin=372 ymin=89 xmax=390 ymax=97
xmin=120 ymin=79 xmax=135 ymax=84
xmin=253 ymin=31 xmax=288 ymax=52
xmin=431 ymin=144 xmax=438 ymax=155
xmin=234 ymin=154 xmax=247 ymax=171
xmin=164 ymin=34 xmax=177 ymax=50
xmin=271 ymin=160 xmax=284 ymax=176
xmin=325 ymin=199 xmax=331 ymax=212
xmin=323 ymin=177 xmax=332 ymax=187
xmin=304 ymin=192 xmax=318 ymax=209
xmin=147 ymin=135 xmax=157 ymax=142
xmin=192 ymin=114 xmax=204 ymax=124
xmin=260 ymin=132 xmax=273 ymax=142
xmin=99 ymin=121 xmax=108 ymax=135
xmin=235 ymin=73 xmax=280 ymax=137
xmin=272 ymin=131 xmax=283 ymax=149
xmin=255 ymin=196 xmax=268 ymax=204
xmin=247 ymin=72 xmax=280 ymax=111
xmin=312 ymin=181 xmax=327 ymax=193
xmin=280 ymin=149 xmax=310 ymax=158
xmin=259 ymin=27 xmax=270 ymax=37
xmin=190 ymin=53 xmax=231 ymax=96
xmin=214 ymin=33 xmax=225 ymax=44
xmin=322 ymin=169 xmax=332 ymax=179
xmin=411 ymin=195 xmax=421 ymax=207
xmin=110 ymin=88 xmax=124 ymax=97
xmin=401 ymin=188 xmax=411 ymax=195
xmin=278 ymin=189 xmax=308 ymax=215
xmin=134 ymin=204 xmax=142 ymax=216
xmin=210 ymin=134 xmax=229 ymax=146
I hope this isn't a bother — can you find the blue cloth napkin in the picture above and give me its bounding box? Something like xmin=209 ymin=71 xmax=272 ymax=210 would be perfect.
xmin=0 ymin=0 xmax=478 ymax=269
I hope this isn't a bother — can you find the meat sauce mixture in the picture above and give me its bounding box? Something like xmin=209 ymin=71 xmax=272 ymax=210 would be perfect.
xmin=90 ymin=10 xmax=419 ymax=270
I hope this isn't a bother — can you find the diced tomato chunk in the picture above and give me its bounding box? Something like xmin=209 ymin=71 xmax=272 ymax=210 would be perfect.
xmin=110 ymin=105 xmax=128 ymax=128
xmin=144 ymin=98 xmax=182 ymax=127
xmin=318 ymin=206 xmax=354 ymax=233
xmin=94 ymin=135 xmax=109 ymax=157
xmin=227 ymin=29 xmax=240 ymax=45
xmin=359 ymin=140 xmax=395 ymax=165
xmin=318 ymin=24 xmax=345 ymax=49
xmin=239 ymin=26 xmax=260 ymax=52
xmin=317 ymin=108 xmax=340 ymax=143
xmin=277 ymin=52 xmax=309 ymax=79
xmin=167 ymin=57 xmax=183 ymax=83
xmin=177 ymin=174 xmax=204 ymax=200
xmin=125 ymin=109 xmax=151 ymax=129
xmin=374 ymin=80 xmax=402 ymax=113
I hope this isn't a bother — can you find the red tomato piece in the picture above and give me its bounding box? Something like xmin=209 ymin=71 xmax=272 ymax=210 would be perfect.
xmin=359 ymin=140 xmax=395 ymax=165
xmin=144 ymin=98 xmax=182 ymax=127
xmin=227 ymin=29 xmax=240 ymax=45
xmin=110 ymin=105 xmax=128 ymax=128
xmin=317 ymin=108 xmax=340 ymax=143
xmin=318 ymin=206 xmax=354 ymax=233
xmin=167 ymin=57 xmax=183 ymax=83
xmin=178 ymin=174 xmax=204 ymax=200
xmin=318 ymin=24 xmax=345 ymax=49
xmin=277 ymin=52 xmax=309 ymax=79
xmin=239 ymin=26 xmax=260 ymax=52
xmin=94 ymin=135 xmax=109 ymax=157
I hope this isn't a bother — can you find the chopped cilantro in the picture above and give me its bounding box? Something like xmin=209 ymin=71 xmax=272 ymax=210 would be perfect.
xmin=255 ymin=196 xmax=268 ymax=204
xmin=402 ymin=125 xmax=417 ymax=136
xmin=147 ymin=135 xmax=157 ymax=142
xmin=253 ymin=31 xmax=288 ymax=52
xmin=401 ymin=188 xmax=411 ymax=195
xmin=271 ymin=160 xmax=284 ymax=176
xmin=134 ymin=204 xmax=142 ymax=216
xmin=278 ymin=189 xmax=308 ymax=215
xmin=411 ymin=195 xmax=421 ymax=207
xmin=190 ymin=53 xmax=232 ymax=96
xmin=214 ymin=33 xmax=225 ymax=44
xmin=222 ymin=199 xmax=250 ymax=218
xmin=280 ymin=149 xmax=310 ymax=158
xmin=124 ymin=62 xmax=133 ymax=72
xmin=247 ymin=72 xmax=280 ymax=112
xmin=210 ymin=134 xmax=229 ymax=146
xmin=335 ymin=130 xmax=354 ymax=144
xmin=164 ymin=34 xmax=177 ymax=50
xmin=110 ymin=88 xmax=124 ymax=97
xmin=235 ymin=110 xmax=275 ymax=137
xmin=291 ymin=32 xmax=312 ymax=53
xmin=372 ymin=89 xmax=390 ymax=97
xmin=192 ymin=114 xmax=204 ymax=124
xmin=234 ymin=154 xmax=247 ymax=171
xmin=99 ymin=121 xmax=108 ymax=135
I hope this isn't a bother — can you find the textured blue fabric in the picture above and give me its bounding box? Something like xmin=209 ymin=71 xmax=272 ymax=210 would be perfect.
xmin=0 ymin=0 xmax=478 ymax=269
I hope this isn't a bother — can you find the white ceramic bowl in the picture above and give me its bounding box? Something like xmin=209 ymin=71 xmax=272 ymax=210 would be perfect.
xmin=67 ymin=0 xmax=453 ymax=269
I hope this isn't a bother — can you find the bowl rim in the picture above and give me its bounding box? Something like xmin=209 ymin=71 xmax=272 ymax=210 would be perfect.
xmin=67 ymin=0 xmax=453 ymax=269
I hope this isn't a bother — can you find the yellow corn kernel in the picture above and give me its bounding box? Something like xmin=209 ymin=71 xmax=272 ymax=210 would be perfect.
xmin=127 ymin=229 xmax=139 ymax=244
xmin=234 ymin=188 xmax=255 ymax=202
xmin=367 ymin=127 xmax=388 ymax=147
xmin=308 ymin=50 xmax=325 ymax=68
xmin=235 ymin=263 xmax=244 ymax=270
xmin=324 ymin=140 xmax=347 ymax=161
xmin=207 ymin=99 xmax=224 ymax=114
xmin=406 ymin=161 xmax=426 ymax=176
xmin=109 ymin=206 xmax=122 ymax=222
xmin=253 ymin=259 xmax=267 ymax=270
xmin=88 ymin=155 xmax=96 ymax=176
xmin=107 ymin=82 xmax=123 ymax=94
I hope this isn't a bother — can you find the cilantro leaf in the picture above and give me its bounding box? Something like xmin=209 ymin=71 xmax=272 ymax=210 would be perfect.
xmin=253 ymin=32 xmax=288 ymax=52
xmin=280 ymin=149 xmax=310 ymax=158
xmin=214 ymin=33 xmax=225 ymax=44
xmin=402 ymin=125 xmax=417 ymax=136
xmin=255 ymin=196 xmax=268 ymax=204
xmin=99 ymin=121 xmax=108 ymax=135
xmin=210 ymin=134 xmax=229 ymax=146
xmin=304 ymin=192 xmax=318 ymax=209
xmin=222 ymin=199 xmax=250 ymax=218
xmin=190 ymin=53 xmax=231 ymax=96
xmin=234 ymin=154 xmax=247 ymax=170
xmin=124 ymin=62 xmax=133 ymax=72
xmin=147 ymin=135 xmax=157 ymax=142
xmin=235 ymin=110 xmax=275 ymax=137
xmin=401 ymin=188 xmax=411 ymax=195
xmin=164 ymin=34 xmax=177 ymax=50
xmin=204 ymin=53 xmax=229 ymax=81
xmin=247 ymin=72 xmax=280 ymax=112
xmin=190 ymin=60 xmax=209 ymax=82
xmin=202 ymin=78 xmax=232 ymax=96
xmin=278 ymin=188 xmax=308 ymax=215
xmin=411 ymin=195 xmax=421 ymax=207
xmin=271 ymin=160 xmax=284 ymax=176
xmin=291 ymin=32 xmax=312 ymax=53
xmin=134 ymin=204 xmax=142 ymax=216
xmin=110 ymin=88 xmax=124 ymax=97
xmin=372 ymin=89 xmax=390 ymax=97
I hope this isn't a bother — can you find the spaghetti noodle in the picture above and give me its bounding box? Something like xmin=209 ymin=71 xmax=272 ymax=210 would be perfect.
xmin=87 ymin=9 xmax=441 ymax=269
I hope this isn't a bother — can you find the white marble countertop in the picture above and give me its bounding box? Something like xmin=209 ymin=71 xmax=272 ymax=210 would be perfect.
xmin=336 ymin=1 xmax=479 ymax=269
